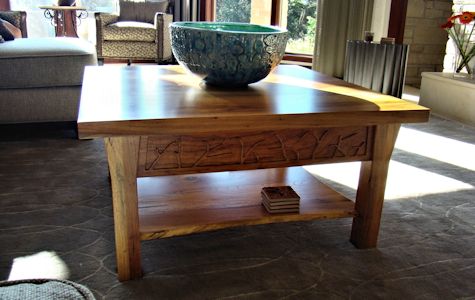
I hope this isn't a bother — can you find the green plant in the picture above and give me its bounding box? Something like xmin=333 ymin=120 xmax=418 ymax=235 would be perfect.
xmin=215 ymin=0 xmax=251 ymax=23
xmin=286 ymin=0 xmax=316 ymax=40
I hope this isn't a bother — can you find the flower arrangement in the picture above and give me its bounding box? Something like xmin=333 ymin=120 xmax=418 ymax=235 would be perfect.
xmin=441 ymin=11 xmax=475 ymax=74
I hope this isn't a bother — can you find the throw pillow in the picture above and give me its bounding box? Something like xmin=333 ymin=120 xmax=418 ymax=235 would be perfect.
xmin=1 ymin=19 xmax=21 ymax=38
xmin=0 ymin=18 xmax=15 ymax=41
xmin=0 ymin=35 xmax=4 ymax=43
xmin=119 ymin=0 xmax=169 ymax=23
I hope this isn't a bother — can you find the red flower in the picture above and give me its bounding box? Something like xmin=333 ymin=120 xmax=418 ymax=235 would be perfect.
xmin=440 ymin=11 xmax=475 ymax=74
xmin=440 ymin=20 xmax=454 ymax=29
xmin=459 ymin=12 xmax=474 ymax=24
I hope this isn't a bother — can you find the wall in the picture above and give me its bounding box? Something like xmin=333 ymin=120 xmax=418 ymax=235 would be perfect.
xmin=0 ymin=0 xmax=10 ymax=10
xmin=371 ymin=0 xmax=391 ymax=43
xmin=10 ymin=0 xmax=55 ymax=38
xmin=404 ymin=0 xmax=452 ymax=87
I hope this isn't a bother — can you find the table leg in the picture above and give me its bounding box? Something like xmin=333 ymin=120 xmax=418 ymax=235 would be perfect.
xmin=350 ymin=124 xmax=400 ymax=248
xmin=105 ymin=136 xmax=142 ymax=281
xmin=53 ymin=10 xmax=65 ymax=37
xmin=65 ymin=10 xmax=79 ymax=37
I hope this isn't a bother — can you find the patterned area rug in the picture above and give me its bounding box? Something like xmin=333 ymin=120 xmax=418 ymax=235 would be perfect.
xmin=0 ymin=116 xmax=474 ymax=299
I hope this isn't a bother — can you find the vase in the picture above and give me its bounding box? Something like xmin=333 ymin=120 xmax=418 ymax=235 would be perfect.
xmin=452 ymin=41 xmax=474 ymax=79
xmin=57 ymin=0 xmax=76 ymax=6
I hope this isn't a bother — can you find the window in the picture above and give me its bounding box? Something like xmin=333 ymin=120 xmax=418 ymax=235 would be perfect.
xmin=210 ymin=0 xmax=317 ymax=60
xmin=10 ymin=0 xmax=55 ymax=37
xmin=9 ymin=0 xmax=117 ymax=38
xmin=215 ymin=0 xmax=252 ymax=23
xmin=76 ymin=0 xmax=117 ymax=13
xmin=281 ymin=0 xmax=317 ymax=55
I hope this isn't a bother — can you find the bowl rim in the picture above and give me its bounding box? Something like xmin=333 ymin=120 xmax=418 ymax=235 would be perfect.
xmin=170 ymin=21 xmax=288 ymax=35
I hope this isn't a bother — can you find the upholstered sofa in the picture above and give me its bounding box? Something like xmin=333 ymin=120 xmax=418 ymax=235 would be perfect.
xmin=0 ymin=11 xmax=97 ymax=124
xmin=0 ymin=279 xmax=95 ymax=300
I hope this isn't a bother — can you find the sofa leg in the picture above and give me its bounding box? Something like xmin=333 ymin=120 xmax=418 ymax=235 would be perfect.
xmin=74 ymin=123 xmax=79 ymax=139
xmin=98 ymin=58 xmax=104 ymax=66
xmin=127 ymin=59 xmax=132 ymax=66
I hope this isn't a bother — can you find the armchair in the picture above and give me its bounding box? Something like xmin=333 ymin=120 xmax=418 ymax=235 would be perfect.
xmin=95 ymin=0 xmax=174 ymax=64
xmin=0 ymin=10 xmax=28 ymax=38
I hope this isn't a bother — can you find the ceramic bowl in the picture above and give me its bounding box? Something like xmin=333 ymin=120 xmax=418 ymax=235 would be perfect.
xmin=170 ymin=22 xmax=289 ymax=87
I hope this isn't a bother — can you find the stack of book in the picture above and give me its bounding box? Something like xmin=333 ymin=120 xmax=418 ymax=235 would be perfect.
xmin=380 ymin=37 xmax=395 ymax=44
xmin=261 ymin=186 xmax=300 ymax=214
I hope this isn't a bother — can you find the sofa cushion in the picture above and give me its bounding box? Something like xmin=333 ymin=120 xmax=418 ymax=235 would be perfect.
xmin=1 ymin=18 xmax=21 ymax=38
xmin=102 ymin=40 xmax=156 ymax=59
xmin=0 ymin=86 xmax=82 ymax=123
xmin=0 ymin=37 xmax=97 ymax=89
xmin=0 ymin=18 xmax=15 ymax=41
xmin=0 ymin=11 xmax=24 ymax=32
xmin=104 ymin=21 xmax=155 ymax=42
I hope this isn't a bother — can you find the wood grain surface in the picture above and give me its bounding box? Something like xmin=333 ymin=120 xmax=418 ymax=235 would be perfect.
xmin=77 ymin=65 xmax=429 ymax=138
xmin=105 ymin=136 xmax=142 ymax=281
xmin=350 ymin=124 xmax=401 ymax=248
xmin=138 ymin=166 xmax=356 ymax=240
xmin=137 ymin=126 xmax=373 ymax=176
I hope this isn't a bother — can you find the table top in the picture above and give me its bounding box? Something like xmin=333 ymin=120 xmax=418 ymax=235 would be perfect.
xmin=38 ymin=5 xmax=87 ymax=11
xmin=77 ymin=65 xmax=429 ymax=138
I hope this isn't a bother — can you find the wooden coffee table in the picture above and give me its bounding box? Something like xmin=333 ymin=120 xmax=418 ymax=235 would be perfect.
xmin=77 ymin=65 xmax=429 ymax=281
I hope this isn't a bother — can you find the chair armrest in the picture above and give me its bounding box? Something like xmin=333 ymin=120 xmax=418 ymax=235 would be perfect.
xmin=95 ymin=12 xmax=119 ymax=28
xmin=94 ymin=13 xmax=118 ymax=58
xmin=155 ymin=12 xmax=174 ymax=61
xmin=19 ymin=11 xmax=27 ymax=38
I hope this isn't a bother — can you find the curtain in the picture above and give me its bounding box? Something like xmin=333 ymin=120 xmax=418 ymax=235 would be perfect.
xmin=173 ymin=0 xmax=200 ymax=21
xmin=312 ymin=0 xmax=373 ymax=78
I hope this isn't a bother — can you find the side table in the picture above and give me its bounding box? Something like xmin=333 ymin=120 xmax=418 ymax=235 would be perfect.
xmin=39 ymin=5 xmax=87 ymax=37
xmin=77 ymin=65 xmax=430 ymax=281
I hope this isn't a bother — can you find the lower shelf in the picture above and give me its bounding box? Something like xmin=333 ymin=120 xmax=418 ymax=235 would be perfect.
xmin=138 ymin=166 xmax=356 ymax=240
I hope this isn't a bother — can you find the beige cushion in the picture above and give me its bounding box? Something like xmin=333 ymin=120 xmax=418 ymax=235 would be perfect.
xmin=102 ymin=40 xmax=156 ymax=59
xmin=103 ymin=21 xmax=156 ymax=42
xmin=0 ymin=37 xmax=97 ymax=89
xmin=119 ymin=0 xmax=168 ymax=23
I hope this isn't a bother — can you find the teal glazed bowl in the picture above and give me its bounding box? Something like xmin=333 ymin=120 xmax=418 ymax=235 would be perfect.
xmin=170 ymin=22 xmax=289 ymax=87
